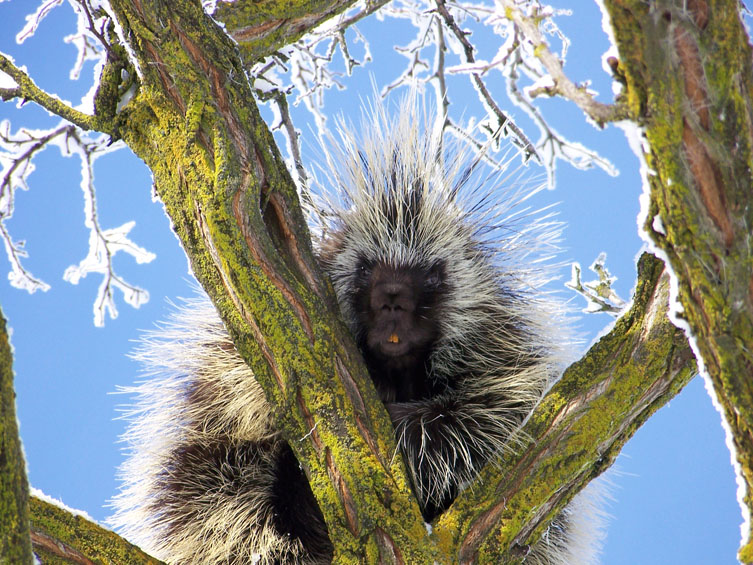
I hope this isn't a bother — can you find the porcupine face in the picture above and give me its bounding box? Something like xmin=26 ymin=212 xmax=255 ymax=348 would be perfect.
xmin=318 ymin=179 xmax=466 ymax=403
xmin=351 ymin=258 xmax=446 ymax=370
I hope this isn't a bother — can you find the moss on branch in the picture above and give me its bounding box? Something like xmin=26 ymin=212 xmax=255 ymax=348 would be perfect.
xmin=600 ymin=2 xmax=753 ymax=560
xmin=214 ymin=0 xmax=387 ymax=64
xmin=0 ymin=308 xmax=33 ymax=564
xmin=29 ymin=496 xmax=163 ymax=564
xmin=1 ymin=0 xmax=730 ymax=561
xmin=107 ymin=1 xmax=434 ymax=561
xmin=0 ymin=54 xmax=107 ymax=133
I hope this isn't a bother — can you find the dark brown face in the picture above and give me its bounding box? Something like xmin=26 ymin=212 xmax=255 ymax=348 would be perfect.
xmin=350 ymin=259 xmax=446 ymax=370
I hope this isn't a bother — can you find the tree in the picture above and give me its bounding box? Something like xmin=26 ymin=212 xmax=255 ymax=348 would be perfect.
xmin=0 ymin=0 xmax=749 ymax=563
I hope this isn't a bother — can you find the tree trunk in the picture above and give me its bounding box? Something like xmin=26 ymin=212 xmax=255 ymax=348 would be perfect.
xmin=601 ymin=1 xmax=753 ymax=561
xmin=106 ymin=0 xmax=434 ymax=561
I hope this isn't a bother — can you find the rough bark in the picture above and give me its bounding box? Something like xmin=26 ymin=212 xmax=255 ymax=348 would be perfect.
xmin=28 ymin=495 xmax=163 ymax=565
xmin=214 ymin=0 xmax=390 ymax=64
xmin=0 ymin=308 xmax=33 ymax=564
xmin=601 ymin=1 xmax=753 ymax=561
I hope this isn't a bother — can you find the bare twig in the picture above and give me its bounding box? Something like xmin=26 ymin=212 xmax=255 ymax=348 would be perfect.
xmin=62 ymin=129 xmax=154 ymax=325
xmin=497 ymin=0 xmax=628 ymax=126
xmin=73 ymin=0 xmax=117 ymax=60
xmin=0 ymin=124 xmax=74 ymax=293
xmin=0 ymin=122 xmax=152 ymax=321
xmin=566 ymin=254 xmax=627 ymax=316
xmin=433 ymin=0 xmax=539 ymax=160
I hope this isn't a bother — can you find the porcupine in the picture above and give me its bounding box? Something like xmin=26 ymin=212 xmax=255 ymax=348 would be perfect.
xmin=109 ymin=96 xmax=604 ymax=564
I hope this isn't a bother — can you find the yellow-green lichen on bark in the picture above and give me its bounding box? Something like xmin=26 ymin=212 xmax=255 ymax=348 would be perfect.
xmin=0 ymin=308 xmax=32 ymax=565
xmin=29 ymin=496 xmax=163 ymax=565
xmin=602 ymin=1 xmax=753 ymax=559
xmin=214 ymin=0 xmax=374 ymax=64
xmin=106 ymin=1 xmax=437 ymax=561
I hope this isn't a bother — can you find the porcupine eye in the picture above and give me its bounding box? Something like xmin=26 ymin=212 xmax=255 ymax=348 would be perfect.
xmin=424 ymin=261 xmax=445 ymax=290
xmin=354 ymin=258 xmax=373 ymax=287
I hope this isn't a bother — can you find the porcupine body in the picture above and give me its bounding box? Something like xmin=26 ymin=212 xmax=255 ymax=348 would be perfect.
xmin=110 ymin=98 xmax=602 ymax=564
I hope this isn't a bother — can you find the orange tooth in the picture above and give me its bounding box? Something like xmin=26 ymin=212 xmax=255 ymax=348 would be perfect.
xmin=388 ymin=333 xmax=400 ymax=344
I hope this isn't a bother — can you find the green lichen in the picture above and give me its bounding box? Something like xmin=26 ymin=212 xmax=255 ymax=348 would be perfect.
xmin=602 ymin=1 xmax=753 ymax=560
xmin=432 ymin=255 xmax=696 ymax=562
xmin=29 ymin=496 xmax=163 ymax=564
xmin=105 ymin=1 xmax=438 ymax=559
xmin=0 ymin=309 xmax=32 ymax=564
xmin=215 ymin=0 xmax=361 ymax=63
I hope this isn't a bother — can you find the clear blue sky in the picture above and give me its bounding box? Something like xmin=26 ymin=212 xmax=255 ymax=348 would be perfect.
xmin=0 ymin=1 xmax=742 ymax=563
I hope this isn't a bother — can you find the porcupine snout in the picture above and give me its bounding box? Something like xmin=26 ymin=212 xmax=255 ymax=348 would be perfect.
xmin=366 ymin=264 xmax=418 ymax=359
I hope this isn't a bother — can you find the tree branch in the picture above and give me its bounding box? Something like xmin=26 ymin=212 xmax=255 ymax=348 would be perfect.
xmin=0 ymin=54 xmax=105 ymax=133
xmin=29 ymin=495 xmax=163 ymax=564
xmin=600 ymin=1 xmax=753 ymax=561
xmin=436 ymin=253 xmax=696 ymax=561
xmin=214 ymin=0 xmax=386 ymax=64
xmin=498 ymin=0 xmax=628 ymax=127
xmin=107 ymin=1 xmax=434 ymax=561
xmin=433 ymin=0 xmax=539 ymax=160
xmin=0 ymin=307 xmax=33 ymax=563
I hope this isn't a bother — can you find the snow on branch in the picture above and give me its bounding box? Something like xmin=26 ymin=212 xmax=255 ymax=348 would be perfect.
xmin=567 ymin=252 xmax=627 ymax=316
xmin=245 ymin=1 xmax=625 ymax=192
xmin=497 ymin=0 xmax=627 ymax=126
xmin=61 ymin=129 xmax=155 ymax=326
xmin=0 ymin=1 xmax=153 ymax=325
xmin=2 ymin=0 xmax=113 ymax=129
xmin=433 ymin=0 xmax=539 ymax=160
xmin=0 ymin=123 xmax=70 ymax=294
xmin=249 ymin=2 xmax=387 ymax=133
xmin=434 ymin=0 xmax=621 ymax=188
xmin=64 ymin=0 xmax=118 ymax=80
xmin=0 ymin=122 xmax=155 ymax=326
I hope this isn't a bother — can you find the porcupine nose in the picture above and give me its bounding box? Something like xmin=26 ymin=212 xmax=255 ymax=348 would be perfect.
xmin=372 ymin=281 xmax=415 ymax=317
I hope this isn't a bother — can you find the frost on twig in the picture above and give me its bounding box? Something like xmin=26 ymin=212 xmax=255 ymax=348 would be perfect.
xmin=567 ymin=252 xmax=626 ymax=316
xmin=0 ymin=123 xmax=155 ymax=326
xmin=246 ymin=1 xmax=623 ymax=193
xmin=497 ymin=0 xmax=627 ymax=126
xmin=360 ymin=0 xmax=622 ymax=187
xmin=17 ymin=0 xmax=113 ymax=67
xmin=249 ymin=3 xmax=377 ymax=132
xmin=1 ymin=0 xmax=152 ymax=325
xmin=2 ymin=0 xmax=112 ymax=130
xmin=478 ymin=1 xmax=619 ymax=188
xmin=248 ymin=2 xmax=387 ymax=187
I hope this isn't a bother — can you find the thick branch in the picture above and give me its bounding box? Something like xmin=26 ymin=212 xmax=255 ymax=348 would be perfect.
xmin=435 ymin=253 xmax=696 ymax=562
xmin=0 ymin=307 xmax=32 ymax=563
xmin=29 ymin=495 xmax=163 ymax=564
xmin=214 ymin=0 xmax=387 ymax=64
xmin=601 ymin=1 xmax=753 ymax=561
xmin=107 ymin=1 xmax=434 ymax=561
